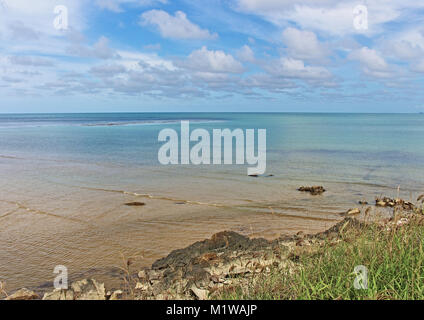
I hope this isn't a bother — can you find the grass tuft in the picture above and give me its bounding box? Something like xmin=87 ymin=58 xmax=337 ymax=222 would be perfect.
xmin=220 ymin=214 xmax=424 ymax=300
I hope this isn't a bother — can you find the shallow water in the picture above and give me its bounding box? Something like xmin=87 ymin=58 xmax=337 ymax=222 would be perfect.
xmin=1 ymin=113 xmax=423 ymax=292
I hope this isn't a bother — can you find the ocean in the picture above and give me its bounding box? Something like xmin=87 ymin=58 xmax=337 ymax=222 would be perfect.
xmin=1 ymin=113 xmax=424 ymax=291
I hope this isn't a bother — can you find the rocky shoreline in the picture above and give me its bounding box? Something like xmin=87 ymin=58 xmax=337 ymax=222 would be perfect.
xmin=3 ymin=190 xmax=423 ymax=301
xmin=1 ymin=219 xmax=354 ymax=300
xmin=0 ymin=217 xmax=383 ymax=300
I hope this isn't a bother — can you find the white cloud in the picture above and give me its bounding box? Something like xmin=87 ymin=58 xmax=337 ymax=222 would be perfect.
xmin=236 ymin=0 xmax=424 ymax=36
xmin=67 ymin=36 xmax=120 ymax=60
xmin=349 ymin=47 xmax=393 ymax=78
xmin=266 ymin=57 xmax=332 ymax=80
xmin=237 ymin=45 xmax=255 ymax=63
xmin=240 ymin=73 xmax=298 ymax=93
xmin=117 ymin=50 xmax=176 ymax=71
xmin=2 ymin=76 xmax=23 ymax=83
xmin=236 ymin=0 xmax=353 ymax=35
xmin=90 ymin=64 xmax=127 ymax=77
xmin=378 ymin=30 xmax=424 ymax=73
xmin=95 ymin=0 xmax=167 ymax=13
xmin=1 ymin=0 xmax=419 ymax=103
xmin=8 ymin=22 xmax=40 ymax=40
xmin=181 ymin=46 xmax=244 ymax=74
xmin=282 ymin=27 xmax=329 ymax=62
xmin=382 ymin=30 xmax=424 ymax=60
xmin=237 ymin=0 xmax=335 ymax=12
xmin=9 ymin=56 xmax=54 ymax=67
xmin=349 ymin=47 xmax=388 ymax=71
xmin=140 ymin=10 xmax=218 ymax=40
xmin=413 ymin=60 xmax=424 ymax=73
xmin=0 ymin=0 xmax=86 ymax=37
xmin=283 ymin=4 xmax=373 ymax=36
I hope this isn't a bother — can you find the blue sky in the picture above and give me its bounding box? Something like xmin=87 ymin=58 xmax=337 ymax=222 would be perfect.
xmin=1 ymin=0 xmax=424 ymax=113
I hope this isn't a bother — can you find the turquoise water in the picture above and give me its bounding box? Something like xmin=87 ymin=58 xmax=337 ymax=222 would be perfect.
xmin=1 ymin=113 xmax=424 ymax=291
xmin=1 ymin=113 xmax=424 ymax=187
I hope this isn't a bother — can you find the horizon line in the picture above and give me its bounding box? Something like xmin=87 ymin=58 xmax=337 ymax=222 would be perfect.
xmin=0 ymin=111 xmax=423 ymax=115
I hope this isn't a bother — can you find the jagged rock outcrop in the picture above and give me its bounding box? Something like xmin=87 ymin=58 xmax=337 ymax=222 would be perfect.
xmin=132 ymin=231 xmax=291 ymax=300
xmin=43 ymin=279 xmax=106 ymax=300
xmin=5 ymin=288 xmax=39 ymax=300
xmin=131 ymin=220 xmax=371 ymax=300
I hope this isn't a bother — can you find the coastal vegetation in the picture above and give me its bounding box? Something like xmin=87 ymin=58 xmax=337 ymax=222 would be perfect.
xmin=220 ymin=209 xmax=424 ymax=300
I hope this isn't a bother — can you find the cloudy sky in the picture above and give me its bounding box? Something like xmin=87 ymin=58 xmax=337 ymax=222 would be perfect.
xmin=1 ymin=0 xmax=424 ymax=113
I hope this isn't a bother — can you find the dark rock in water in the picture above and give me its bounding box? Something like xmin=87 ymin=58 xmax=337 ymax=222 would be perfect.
xmin=125 ymin=202 xmax=146 ymax=207
xmin=359 ymin=200 xmax=368 ymax=205
xmin=248 ymin=174 xmax=273 ymax=178
xmin=298 ymin=186 xmax=326 ymax=195
xmin=375 ymin=197 xmax=415 ymax=211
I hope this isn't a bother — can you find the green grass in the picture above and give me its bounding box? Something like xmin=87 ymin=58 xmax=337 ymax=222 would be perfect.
xmin=219 ymin=215 xmax=424 ymax=300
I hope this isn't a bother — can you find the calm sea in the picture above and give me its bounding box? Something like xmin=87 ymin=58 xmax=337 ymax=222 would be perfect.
xmin=1 ymin=113 xmax=424 ymax=291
